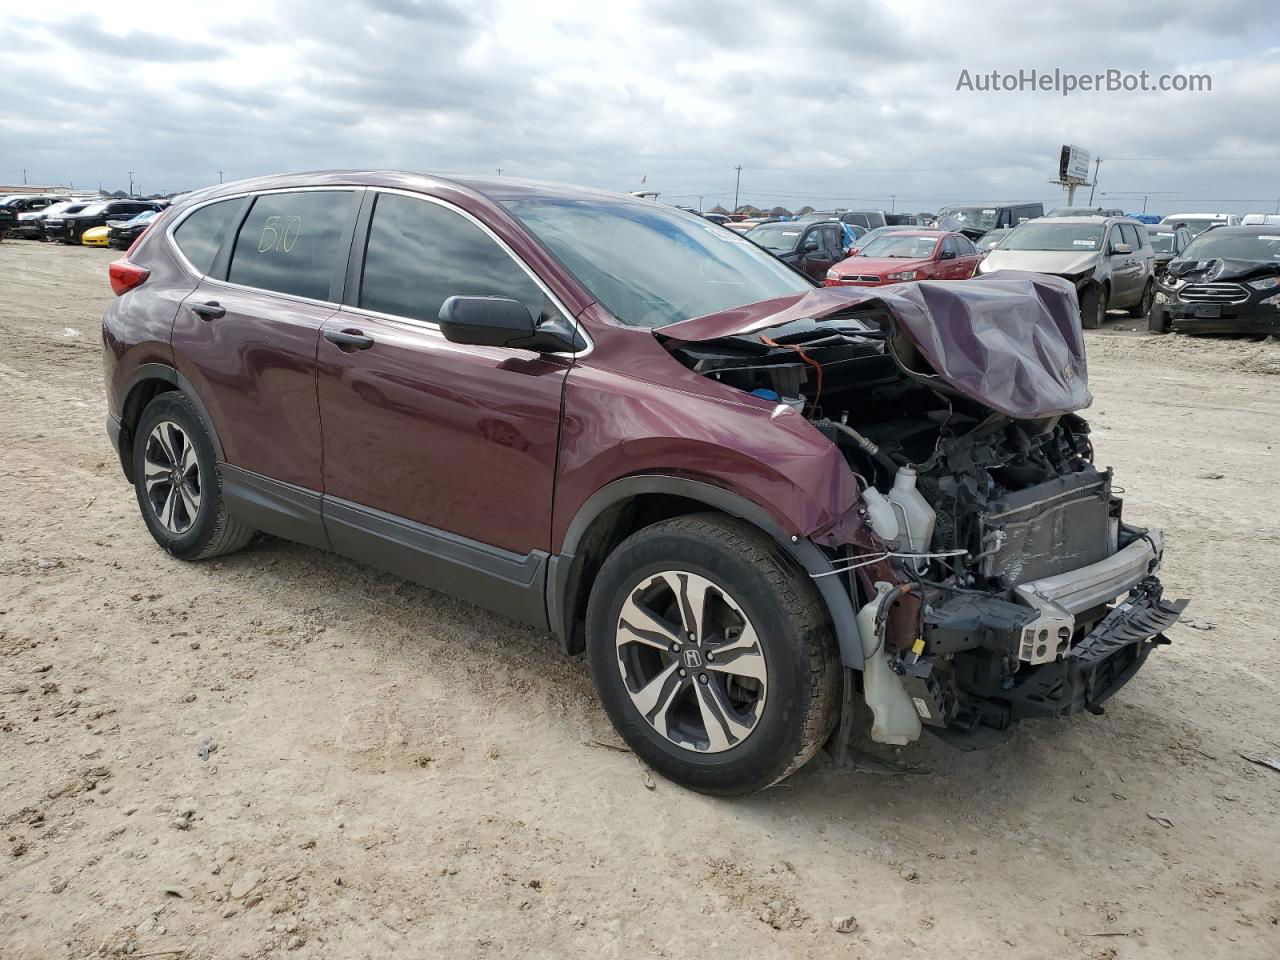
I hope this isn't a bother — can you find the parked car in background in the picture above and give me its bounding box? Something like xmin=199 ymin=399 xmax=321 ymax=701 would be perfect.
xmin=978 ymin=216 xmax=1156 ymax=327
xmin=824 ymin=230 xmax=982 ymax=287
xmin=1152 ymin=226 xmax=1280 ymax=334
xmin=976 ymin=227 xmax=1013 ymax=252
xmin=14 ymin=199 xmax=96 ymax=240
xmin=1046 ymin=206 xmax=1123 ymax=218
xmin=80 ymin=226 xmax=110 ymax=247
xmin=1 ymin=193 xmax=70 ymax=235
xmin=1147 ymin=224 xmax=1193 ymax=273
xmin=701 ymin=212 xmax=730 ymax=225
xmin=794 ymin=210 xmax=887 ymax=230
xmin=101 ymin=170 xmax=1182 ymax=795
xmin=107 ymin=209 xmax=160 ymax=249
xmin=744 ymin=219 xmax=845 ymax=279
xmin=1241 ymin=213 xmax=1280 ymax=226
xmin=846 ymin=224 xmax=921 ymax=255
xmin=935 ymin=202 xmax=1044 ymax=240
xmin=1159 ymin=212 xmax=1240 ymax=236
xmin=726 ymin=217 xmax=779 ymax=234
xmin=49 ymin=198 xmax=164 ymax=244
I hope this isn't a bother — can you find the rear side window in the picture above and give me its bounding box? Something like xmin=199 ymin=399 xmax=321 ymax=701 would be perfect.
xmin=359 ymin=193 xmax=544 ymax=323
xmin=173 ymin=199 xmax=241 ymax=275
xmin=1121 ymin=223 xmax=1143 ymax=248
xmin=228 ymin=191 xmax=353 ymax=301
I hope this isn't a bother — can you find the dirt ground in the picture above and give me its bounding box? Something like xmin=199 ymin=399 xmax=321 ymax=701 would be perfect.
xmin=1 ymin=238 xmax=1278 ymax=960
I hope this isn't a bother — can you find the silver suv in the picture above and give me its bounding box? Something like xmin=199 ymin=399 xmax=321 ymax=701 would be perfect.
xmin=977 ymin=216 xmax=1156 ymax=328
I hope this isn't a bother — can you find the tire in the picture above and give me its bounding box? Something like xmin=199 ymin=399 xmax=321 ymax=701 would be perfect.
xmin=1080 ymin=283 xmax=1107 ymax=329
xmin=586 ymin=513 xmax=839 ymax=796
xmin=131 ymin=392 xmax=255 ymax=560
xmin=1147 ymin=297 xmax=1171 ymax=334
xmin=1128 ymin=280 xmax=1154 ymax=318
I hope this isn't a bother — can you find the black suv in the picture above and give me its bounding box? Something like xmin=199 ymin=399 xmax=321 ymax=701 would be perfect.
xmin=49 ymin=199 xmax=163 ymax=244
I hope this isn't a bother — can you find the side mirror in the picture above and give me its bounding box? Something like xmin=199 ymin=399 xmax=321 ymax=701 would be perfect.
xmin=438 ymin=296 xmax=580 ymax=353
xmin=803 ymin=238 xmax=819 ymax=252
xmin=1113 ymin=242 xmax=1133 ymax=255
xmin=938 ymin=249 xmax=956 ymax=261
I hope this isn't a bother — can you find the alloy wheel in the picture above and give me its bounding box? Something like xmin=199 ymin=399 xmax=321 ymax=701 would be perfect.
xmin=143 ymin=420 xmax=201 ymax=534
xmin=614 ymin=570 xmax=768 ymax=754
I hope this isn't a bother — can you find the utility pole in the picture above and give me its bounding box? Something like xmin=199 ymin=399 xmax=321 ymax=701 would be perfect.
xmin=1142 ymin=195 xmax=1149 ymax=213
xmin=890 ymin=194 xmax=896 ymax=213
xmin=217 ymin=169 xmax=224 ymax=184
xmin=496 ymin=167 xmax=502 ymax=175
xmin=21 ymin=168 xmax=27 ymax=185
xmin=697 ymin=195 xmax=703 ymax=212
xmin=1087 ymin=157 xmax=1101 ymax=205
xmin=733 ymin=165 xmax=742 ymax=214
xmin=127 ymin=170 xmax=135 ymax=196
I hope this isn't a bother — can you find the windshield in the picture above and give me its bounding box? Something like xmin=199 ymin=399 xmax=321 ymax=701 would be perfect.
xmin=744 ymin=222 xmax=805 ymax=252
xmin=1166 ymin=217 xmax=1223 ymax=237
xmin=42 ymin=202 xmax=85 ymax=217
xmin=998 ymin=222 xmax=1104 ymax=252
xmin=936 ymin=206 xmax=999 ymax=232
xmin=504 ymin=198 xmax=813 ymax=328
xmin=1149 ymin=232 xmax=1179 ymax=254
xmin=857 ymin=235 xmax=938 ymax=259
xmin=123 ymin=210 xmax=157 ymax=225
xmin=980 ymin=228 xmax=1011 ymax=249
xmin=1176 ymin=232 xmax=1280 ymax=263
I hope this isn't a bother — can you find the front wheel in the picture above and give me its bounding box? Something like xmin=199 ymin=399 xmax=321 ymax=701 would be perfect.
xmin=586 ymin=514 xmax=839 ymax=796
xmin=132 ymin=392 xmax=255 ymax=560
xmin=1080 ymin=283 xmax=1108 ymax=329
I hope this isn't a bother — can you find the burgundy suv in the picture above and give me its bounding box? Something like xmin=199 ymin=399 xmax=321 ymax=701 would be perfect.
xmin=102 ymin=171 xmax=1186 ymax=795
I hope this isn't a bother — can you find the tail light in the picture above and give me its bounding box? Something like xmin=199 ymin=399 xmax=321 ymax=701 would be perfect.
xmin=109 ymin=259 xmax=150 ymax=296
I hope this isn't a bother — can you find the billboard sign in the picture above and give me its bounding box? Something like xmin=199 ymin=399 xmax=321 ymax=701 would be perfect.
xmin=1059 ymin=144 xmax=1091 ymax=182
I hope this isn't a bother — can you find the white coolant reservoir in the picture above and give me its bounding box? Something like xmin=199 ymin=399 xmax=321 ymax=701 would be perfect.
xmin=888 ymin=466 xmax=936 ymax=572
xmin=860 ymin=487 xmax=900 ymax=545
xmin=857 ymin=582 xmax=923 ymax=745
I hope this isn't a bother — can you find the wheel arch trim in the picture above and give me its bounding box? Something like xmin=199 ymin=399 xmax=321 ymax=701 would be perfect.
xmin=117 ymin=363 xmax=226 ymax=465
xmin=550 ymin=475 xmax=864 ymax=668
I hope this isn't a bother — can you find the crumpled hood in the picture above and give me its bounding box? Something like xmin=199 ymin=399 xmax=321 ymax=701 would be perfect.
xmin=980 ymin=248 xmax=1099 ymax=277
xmin=1167 ymin=257 xmax=1280 ymax=283
xmin=656 ymin=271 xmax=1091 ymax=419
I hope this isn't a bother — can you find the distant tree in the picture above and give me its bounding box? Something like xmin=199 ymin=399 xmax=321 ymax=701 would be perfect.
xmin=735 ymin=205 xmax=763 ymax=217
xmin=708 ymin=204 xmax=730 ymax=215
xmin=768 ymin=206 xmax=792 ymax=218
xmin=796 ymin=205 xmax=816 ymax=215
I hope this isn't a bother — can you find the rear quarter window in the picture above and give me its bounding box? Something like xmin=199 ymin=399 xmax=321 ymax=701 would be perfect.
xmin=227 ymin=191 xmax=355 ymax=300
xmin=173 ymin=199 xmax=242 ymax=275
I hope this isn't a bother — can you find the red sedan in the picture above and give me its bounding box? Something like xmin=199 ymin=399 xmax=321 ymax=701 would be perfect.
xmin=824 ymin=229 xmax=983 ymax=287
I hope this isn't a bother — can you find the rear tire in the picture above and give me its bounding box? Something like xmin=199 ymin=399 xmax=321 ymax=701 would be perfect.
xmin=131 ymin=393 xmax=255 ymax=561
xmin=586 ymin=513 xmax=839 ymax=796
xmin=1129 ymin=280 xmax=1154 ymax=318
xmin=1080 ymin=283 xmax=1107 ymax=329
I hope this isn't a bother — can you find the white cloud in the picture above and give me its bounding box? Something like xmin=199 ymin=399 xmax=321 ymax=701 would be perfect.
xmin=2 ymin=0 xmax=1277 ymax=216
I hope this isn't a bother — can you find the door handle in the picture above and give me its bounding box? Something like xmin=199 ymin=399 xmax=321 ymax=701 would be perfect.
xmin=324 ymin=328 xmax=374 ymax=351
xmin=189 ymin=300 xmax=225 ymax=320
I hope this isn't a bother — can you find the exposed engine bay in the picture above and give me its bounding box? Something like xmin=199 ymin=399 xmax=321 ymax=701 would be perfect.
xmin=663 ymin=291 xmax=1187 ymax=745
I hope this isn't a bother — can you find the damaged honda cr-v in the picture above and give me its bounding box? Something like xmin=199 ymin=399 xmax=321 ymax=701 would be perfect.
xmin=102 ymin=172 xmax=1186 ymax=796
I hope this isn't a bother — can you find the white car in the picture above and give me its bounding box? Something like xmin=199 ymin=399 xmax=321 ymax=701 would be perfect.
xmin=1241 ymin=213 xmax=1280 ymax=226
xmin=1159 ymin=212 xmax=1241 ymax=236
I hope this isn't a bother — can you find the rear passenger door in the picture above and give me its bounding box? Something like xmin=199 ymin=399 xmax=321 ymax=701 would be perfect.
xmin=314 ymin=190 xmax=573 ymax=625
xmin=169 ymin=188 xmax=358 ymax=538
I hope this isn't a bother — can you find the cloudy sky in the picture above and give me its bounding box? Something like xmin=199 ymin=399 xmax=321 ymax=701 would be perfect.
xmin=4 ymin=0 xmax=1279 ymax=215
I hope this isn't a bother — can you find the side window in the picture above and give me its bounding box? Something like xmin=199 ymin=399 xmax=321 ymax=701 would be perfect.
xmin=1121 ymin=223 xmax=1142 ymax=249
xmin=939 ymin=237 xmax=956 ymax=257
xmin=1106 ymin=225 xmax=1125 ymax=254
xmin=228 ymin=191 xmax=354 ymax=300
xmin=359 ymin=193 xmax=545 ymax=324
xmin=173 ymin=198 xmax=241 ymax=276
xmin=823 ymin=225 xmax=841 ymax=253
xmin=955 ymin=235 xmax=977 ymax=255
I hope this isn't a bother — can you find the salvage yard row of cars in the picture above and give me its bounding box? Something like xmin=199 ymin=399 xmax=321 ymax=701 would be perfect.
xmin=0 ymin=192 xmax=165 ymax=248
xmin=729 ymin=201 xmax=1279 ymax=336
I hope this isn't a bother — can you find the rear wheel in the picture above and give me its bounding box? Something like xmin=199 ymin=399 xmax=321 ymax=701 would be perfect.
xmin=1129 ymin=280 xmax=1154 ymax=318
xmin=1080 ymin=283 xmax=1108 ymax=329
xmin=132 ymin=393 xmax=255 ymax=560
xmin=586 ymin=513 xmax=839 ymax=795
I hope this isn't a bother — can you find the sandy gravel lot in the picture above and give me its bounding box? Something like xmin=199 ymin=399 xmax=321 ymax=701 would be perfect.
xmin=1 ymin=238 xmax=1278 ymax=960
